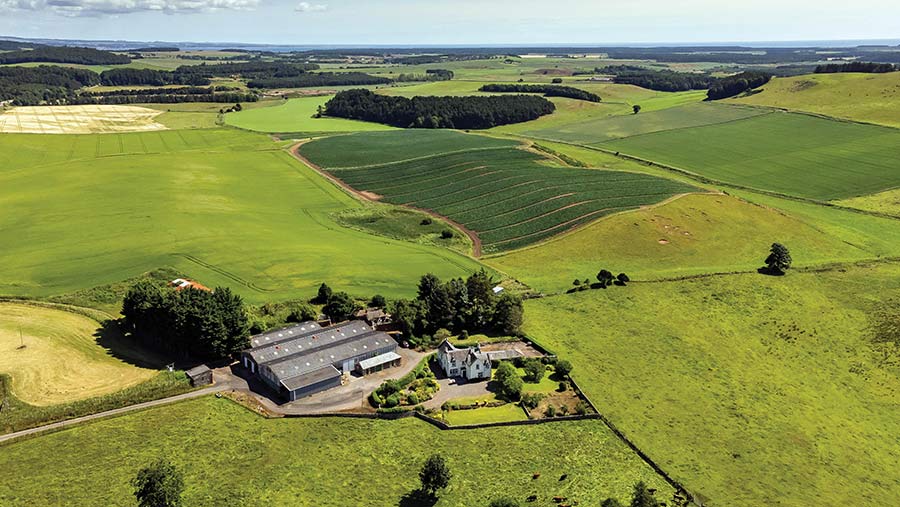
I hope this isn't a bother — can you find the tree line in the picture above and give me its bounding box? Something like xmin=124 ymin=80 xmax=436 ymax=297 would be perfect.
xmin=99 ymin=68 xmax=210 ymax=86
xmin=0 ymin=45 xmax=131 ymax=65
xmin=72 ymin=90 xmax=259 ymax=105
xmin=247 ymin=72 xmax=391 ymax=89
xmin=121 ymin=281 xmax=250 ymax=360
xmin=479 ymin=83 xmax=601 ymax=102
xmin=596 ymin=65 xmax=714 ymax=92
xmin=325 ymin=88 xmax=555 ymax=129
xmin=707 ymin=71 xmax=772 ymax=100
xmin=0 ymin=65 xmax=99 ymax=105
xmin=388 ymin=270 xmax=524 ymax=346
xmin=815 ymin=61 xmax=897 ymax=74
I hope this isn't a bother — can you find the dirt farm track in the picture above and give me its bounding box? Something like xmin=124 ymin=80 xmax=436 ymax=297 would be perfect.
xmin=0 ymin=105 xmax=166 ymax=134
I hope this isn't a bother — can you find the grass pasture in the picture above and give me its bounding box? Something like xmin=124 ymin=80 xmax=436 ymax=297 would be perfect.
xmin=301 ymin=131 xmax=696 ymax=252
xmin=602 ymin=111 xmax=900 ymax=200
xmin=0 ymin=397 xmax=673 ymax=506
xmin=524 ymin=263 xmax=900 ymax=506
xmin=0 ymin=105 xmax=165 ymax=134
xmin=0 ymin=129 xmax=482 ymax=302
xmin=0 ymin=303 xmax=155 ymax=405
xmin=517 ymin=102 xmax=766 ymax=145
xmin=836 ymin=187 xmax=900 ymax=216
xmin=225 ymin=96 xmax=397 ymax=133
xmin=731 ymin=71 xmax=900 ymax=128
xmin=486 ymin=193 xmax=887 ymax=292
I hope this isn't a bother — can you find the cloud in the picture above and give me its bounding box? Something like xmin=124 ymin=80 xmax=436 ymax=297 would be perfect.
xmin=295 ymin=1 xmax=325 ymax=12
xmin=0 ymin=0 xmax=259 ymax=16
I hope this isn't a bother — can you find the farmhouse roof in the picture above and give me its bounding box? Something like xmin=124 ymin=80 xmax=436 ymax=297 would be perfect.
xmin=248 ymin=321 xmax=379 ymax=365
xmin=438 ymin=339 xmax=471 ymax=364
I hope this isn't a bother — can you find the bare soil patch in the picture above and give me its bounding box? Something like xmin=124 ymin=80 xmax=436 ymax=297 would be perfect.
xmin=0 ymin=105 xmax=166 ymax=134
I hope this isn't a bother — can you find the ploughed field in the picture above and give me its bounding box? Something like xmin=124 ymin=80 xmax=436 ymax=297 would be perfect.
xmin=300 ymin=131 xmax=695 ymax=253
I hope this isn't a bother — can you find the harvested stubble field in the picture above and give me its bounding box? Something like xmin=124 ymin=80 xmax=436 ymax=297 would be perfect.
xmin=524 ymin=263 xmax=900 ymax=506
xmin=0 ymin=397 xmax=673 ymax=506
xmin=0 ymin=129 xmax=482 ymax=302
xmin=0 ymin=104 xmax=166 ymax=134
xmin=601 ymin=111 xmax=900 ymax=200
xmin=0 ymin=303 xmax=155 ymax=405
xmin=300 ymin=131 xmax=696 ymax=252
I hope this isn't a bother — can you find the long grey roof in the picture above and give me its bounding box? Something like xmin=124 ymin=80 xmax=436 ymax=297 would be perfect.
xmin=248 ymin=321 xmax=322 ymax=349
xmin=246 ymin=321 xmax=373 ymax=364
xmin=261 ymin=327 xmax=398 ymax=385
xmin=281 ymin=365 xmax=341 ymax=391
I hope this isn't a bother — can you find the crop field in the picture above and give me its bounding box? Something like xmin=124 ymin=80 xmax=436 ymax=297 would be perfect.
xmin=0 ymin=397 xmax=673 ymax=506
xmin=301 ymin=131 xmax=696 ymax=252
xmin=837 ymin=188 xmax=900 ymax=216
xmin=0 ymin=303 xmax=155 ymax=405
xmin=524 ymin=263 xmax=900 ymax=506
xmin=518 ymin=102 xmax=767 ymax=144
xmin=487 ymin=193 xmax=891 ymax=292
xmin=298 ymin=129 xmax=519 ymax=168
xmin=731 ymin=71 xmax=900 ymax=128
xmin=0 ymin=105 xmax=165 ymax=134
xmin=0 ymin=129 xmax=482 ymax=302
xmin=225 ymin=96 xmax=396 ymax=133
xmin=602 ymin=112 xmax=900 ymax=200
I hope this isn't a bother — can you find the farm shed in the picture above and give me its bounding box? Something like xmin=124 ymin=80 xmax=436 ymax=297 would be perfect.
xmin=357 ymin=351 xmax=402 ymax=375
xmin=185 ymin=365 xmax=213 ymax=387
xmin=241 ymin=320 xmax=399 ymax=401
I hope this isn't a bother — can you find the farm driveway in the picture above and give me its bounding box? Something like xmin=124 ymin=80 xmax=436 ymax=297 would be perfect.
xmin=423 ymin=377 xmax=495 ymax=410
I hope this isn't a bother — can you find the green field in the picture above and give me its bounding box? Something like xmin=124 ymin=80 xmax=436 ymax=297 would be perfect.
xmin=0 ymin=397 xmax=673 ymax=506
xmin=0 ymin=129 xmax=482 ymax=302
xmin=444 ymin=403 xmax=529 ymax=425
xmin=602 ymin=112 xmax=900 ymax=200
xmin=518 ymin=102 xmax=766 ymax=144
xmin=225 ymin=96 xmax=397 ymax=133
xmin=301 ymin=131 xmax=696 ymax=252
xmin=0 ymin=303 xmax=155 ymax=405
xmin=524 ymin=263 xmax=900 ymax=506
xmin=731 ymin=71 xmax=900 ymax=128
xmin=298 ymin=129 xmax=519 ymax=168
xmin=487 ymin=193 xmax=900 ymax=292
xmin=836 ymin=187 xmax=900 ymax=216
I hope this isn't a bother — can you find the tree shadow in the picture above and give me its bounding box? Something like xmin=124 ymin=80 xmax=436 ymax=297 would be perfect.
xmin=756 ymin=266 xmax=786 ymax=277
xmin=398 ymin=489 xmax=438 ymax=507
xmin=93 ymin=319 xmax=171 ymax=369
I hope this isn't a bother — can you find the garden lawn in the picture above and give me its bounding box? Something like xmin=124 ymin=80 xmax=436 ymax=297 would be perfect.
xmin=444 ymin=403 xmax=528 ymax=425
xmin=0 ymin=303 xmax=155 ymax=405
xmin=0 ymin=396 xmax=673 ymax=506
xmin=0 ymin=129 xmax=482 ymax=302
xmin=601 ymin=112 xmax=900 ymax=200
xmin=225 ymin=96 xmax=396 ymax=133
xmin=524 ymin=263 xmax=900 ymax=506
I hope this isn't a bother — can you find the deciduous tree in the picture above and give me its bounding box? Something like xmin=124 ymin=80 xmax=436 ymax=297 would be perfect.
xmin=132 ymin=458 xmax=184 ymax=507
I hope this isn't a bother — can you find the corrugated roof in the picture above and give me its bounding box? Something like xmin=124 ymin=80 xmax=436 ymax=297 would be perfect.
xmin=280 ymin=365 xmax=341 ymax=391
xmin=358 ymin=351 xmax=402 ymax=370
xmin=248 ymin=321 xmax=322 ymax=349
xmin=247 ymin=321 xmax=375 ymax=364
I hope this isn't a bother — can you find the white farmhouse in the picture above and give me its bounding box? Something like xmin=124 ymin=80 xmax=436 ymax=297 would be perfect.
xmin=436 ymin=340 xmax=492 ymax=380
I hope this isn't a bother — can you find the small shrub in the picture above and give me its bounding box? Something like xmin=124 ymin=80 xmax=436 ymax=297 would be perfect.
xmin=406 ymin=392 xmax=419 ymax=405
xmin=434 ymin=328 xmax=452 ymax=341
xmin=545 ymin=405 xmax=556 ymax=417
xmin=440 ymin=230 xmax=454 ymax=239
xmin=555 ymin=359 xmax=573 ymax=377
xmin=551 ymin=77 xmax=563 ymax=84
xmin=384 ymin=394 xmax=400 ymax=408
xmin=559 ymin=405 xmax=569 ymax=416
xmin=420 ymin=218 xmax=433 ymax=226
xmin=459 ymin=329 xmax=469 ymax=340
xmin=575 ymin=401 xmax=589 ymax=415
xmin=573 ymin=279 xmax=581 ymax=286
xmin=522 ymin=392 xmax=544 ymax=409
xmin=558 ymin=381 xmax=567 ymax=392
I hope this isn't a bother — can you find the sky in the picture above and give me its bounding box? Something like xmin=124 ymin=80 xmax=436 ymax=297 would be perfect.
xmin=0 ymin=0 xmax=898 ymax=45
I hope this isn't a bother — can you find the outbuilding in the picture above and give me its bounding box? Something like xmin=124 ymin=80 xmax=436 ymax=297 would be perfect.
xmin=185 ymin=365 xmax=213 ymax=387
